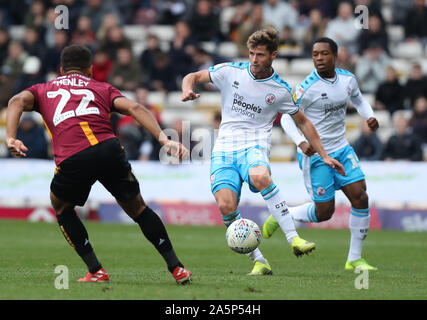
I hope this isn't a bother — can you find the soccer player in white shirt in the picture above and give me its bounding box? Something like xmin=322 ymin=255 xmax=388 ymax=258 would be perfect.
xmin=181 ymin=29 xmax=345 ymax=275
xmin=263 ymin=37 xmax=379 ymax=271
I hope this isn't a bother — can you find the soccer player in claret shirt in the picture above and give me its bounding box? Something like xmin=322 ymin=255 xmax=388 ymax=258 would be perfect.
xmin=181 ymin=29 xmax=345 ymax=275
xmin=263 ymin=37 xmax=379 ymax=271
xmin=6 ymin=45 xmax=192 ymax=284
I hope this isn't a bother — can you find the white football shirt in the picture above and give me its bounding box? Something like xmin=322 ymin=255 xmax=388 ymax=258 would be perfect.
xmin=208 ymin=62 xmax=298 ymax=154
xmin=290 ymin=68 xmax=373 ymax=154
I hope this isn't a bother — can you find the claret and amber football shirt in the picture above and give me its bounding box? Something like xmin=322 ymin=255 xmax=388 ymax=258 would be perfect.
xmin=26 ymin=74 xmax=123 ymax=165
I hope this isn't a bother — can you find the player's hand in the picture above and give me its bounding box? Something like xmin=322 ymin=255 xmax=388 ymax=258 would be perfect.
xmin=299 ymin=141 xmax=316 ymax=156
xmin=367 ymin=117 xmax=379 ymax=132
xmin=163 ymin=140 xmax=190 ymax=160
xmin=322 ymin=155 xmax=346 ymax=176
xmin=6 ymin=138 xmax=28 ymax=158
xmin=181 ymin=90 xmax=200 ymax=102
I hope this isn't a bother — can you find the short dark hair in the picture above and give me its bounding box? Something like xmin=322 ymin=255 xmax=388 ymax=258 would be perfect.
xmin=60 ymin=45 xmax=92 ymax=72
xmin=313 ymin=37 xmax=338 ymax=55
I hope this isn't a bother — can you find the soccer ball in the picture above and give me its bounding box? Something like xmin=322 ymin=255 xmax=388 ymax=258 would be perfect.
xmin=225 ymin=218 xmax=262 ymax=254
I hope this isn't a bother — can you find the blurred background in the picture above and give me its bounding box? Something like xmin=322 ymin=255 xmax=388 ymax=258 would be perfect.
xmin=0 ymin=0 xmax=426 ymax=231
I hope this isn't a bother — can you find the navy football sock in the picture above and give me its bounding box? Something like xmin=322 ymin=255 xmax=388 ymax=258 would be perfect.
xmin=133 ymin=206 xmax=183 ymax=273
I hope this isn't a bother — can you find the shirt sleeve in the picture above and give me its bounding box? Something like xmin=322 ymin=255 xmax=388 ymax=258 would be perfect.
xmin=24 ymin=83 xmax=42 ymax=112
xmin=280 ymin=112 xmax=306 ymax=147
xmin=278 ymin=89 xmax=299 ymax=115
xmin=109 ymin=84 xmax=124 ymax=112
xmin=208 ymin=63 xmax=230 ymax=90
xmin=349 ymin=77 xmax=374 ymax=119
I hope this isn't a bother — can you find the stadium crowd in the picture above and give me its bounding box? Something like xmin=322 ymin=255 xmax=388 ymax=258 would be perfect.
xmin=0 ymin=0 xmax=426 ymax=161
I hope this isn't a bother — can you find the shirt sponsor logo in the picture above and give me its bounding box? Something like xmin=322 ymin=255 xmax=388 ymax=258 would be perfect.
xmin=265 ymin=93 xmax=276 ymax=105
xmin=232 ymin=93 xmax=262 ymax=119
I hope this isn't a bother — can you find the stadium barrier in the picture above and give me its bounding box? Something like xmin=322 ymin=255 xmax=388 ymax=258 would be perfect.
xmin=1 ymin=159 xmax=426 ymax=231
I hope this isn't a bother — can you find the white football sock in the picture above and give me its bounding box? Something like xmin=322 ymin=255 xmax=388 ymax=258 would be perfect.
xmin=246 ymin=248 xmax=266 ymax=264
xmin=347 ymin=207 xmax=370 ymax=262
xmin=261 ymin=183 xmax=298 ymax=245
xmin=289 ymin=202 xmax=318 ymax=223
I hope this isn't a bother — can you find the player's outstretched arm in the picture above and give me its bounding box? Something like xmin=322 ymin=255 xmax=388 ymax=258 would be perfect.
xmin=291 ymin=110 xmax=346 ymax=176
xmin=181 ymin=69 xmax=211 ymax=102
xmin=113 ymin=97 xmax=189 ymax=160
xmin=6 ymin=91 xmax=35 ymax=158
xmin=280 ymin=113 xmax=315 ymax=156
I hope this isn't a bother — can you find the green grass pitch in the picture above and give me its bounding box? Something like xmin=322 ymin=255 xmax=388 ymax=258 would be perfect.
xmin=0 ymin=219 xmax=426 ymax=300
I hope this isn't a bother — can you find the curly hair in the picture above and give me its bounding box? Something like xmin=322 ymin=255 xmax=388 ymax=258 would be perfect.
xmin=246 ymin=28 xmax=280 ymax=53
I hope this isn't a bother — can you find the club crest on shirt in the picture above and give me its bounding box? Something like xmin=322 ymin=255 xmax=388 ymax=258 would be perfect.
xmin=316 ymin=187 xmax=325 ymax=196
xmin=265 ymin=93 xmax=276 ymax=105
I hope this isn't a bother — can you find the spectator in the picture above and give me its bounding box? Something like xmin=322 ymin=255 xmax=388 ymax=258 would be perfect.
xmin=92 ymin=48 xmax=113 ymax=82
xmin=278 ymin=26 xmax=302 ymax=60
xmin=358 ymin=14 xmax=389 ymax=55
xmin=236 ymin=4 xmax=268 ymax=57
xmin=140 ymin=33 xmax=162 ymax=76
xmin=325 ymin=2 xmax=360 ymax=55
xmin=80 ymin=0 xmax=121 ymax=33
xmin=382 ymin=115 xmax=423 ymax=161
xmin=116 ymin=89 xmax=163 ymax=161
xmin=262 ymin=0 xmax=298 ymax=32
xmin=43 ymin=7 xmax=61 ymax=49
xmin=392 ymin=0 xmax=414 ymax=25
xmin=23 ymin=0 xmax=45 ymax=37
xmin=375 ymin=66 xmax=405 ymax=115
xmin=99 ymin=25 xmax=132 ymax=61
xmin=409 ymin=96 xmax=427 ymax=144
xmin=22 ymin=27 xmax=47 ymax=73
xmin=45 ymin=30 xmax=69 ymax=76
xmin=71 ymin=16 xmax=96 ymax=50
xmin=0 ymin=27 xmax=9 ymax=66
xmin=0 ymin=66 xmax=14 ymax=110
xmin=188 ymin=0 xmax=221 ymax=43
xmin=96 ymin=13 xmax=120 ymax=43
xmin=3 ymin=40 xmax=28 ymax=80
xmin=116 ymin=116 xmax=144 ymax=160
xmin=13 ymin=56 xmax=45 ymax=95
xmin=226 ymin=0 xmax=253 ymax=42
xmin=169 ymin=20 xmax=197 ymax=79
xmin=14 ymin=113 xmax=48 ymax=159
xmin=404 ymin=0 xmax=427 ymax=40
xmin=355 ymin=42 xmax=389 ymax=94
xmin=191 ymin=47 xmax=226 ymax=92
xmin=404 ymin=63 xmax=427 ymax=108
xmin=146 ymin=51 xmax=178 ymax=92
xmin=303 ymin=9 xmax=327 ymax=57
xmin=352 ymin=119 xmax=383 ymax=161
xmin=336 ymin=46 xmax=356 ymax=74
xmin=108 ymin=47 xmax=141 ymax=91
xmin=134 ymin=87 xmax=163 ymax=161
xmin=157 ymin=0 xmax=187 ymax=25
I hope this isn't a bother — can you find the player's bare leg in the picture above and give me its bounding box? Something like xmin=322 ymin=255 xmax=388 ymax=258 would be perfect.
xmin=250 ymin=166 xmax=315 ymax=257
xmin=51 ymin=191 xmax=108 ymax=282
xmin=117 ymin=193 xmax=192 ymax=284
xmin=341 ymin=180 xmax=377 ymax=270
xmin=214 ymin=188 xmax=271 ymax=275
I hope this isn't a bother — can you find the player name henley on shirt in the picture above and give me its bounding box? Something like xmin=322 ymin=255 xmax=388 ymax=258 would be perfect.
xmin=208 ymin=62 xmax=299 ymax=154
xmin=26 ymin=74 xmax=123 ymax=165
